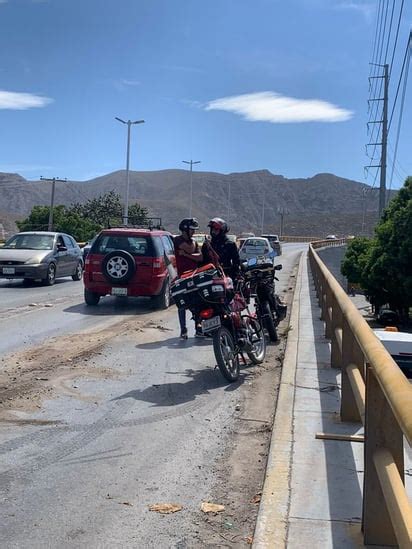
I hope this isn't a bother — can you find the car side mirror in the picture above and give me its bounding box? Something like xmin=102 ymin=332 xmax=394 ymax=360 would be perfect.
xmin=274 ymin=264 xmax=282 ymax=270
xmin=57 ymin=244 xmax=67 ymax=252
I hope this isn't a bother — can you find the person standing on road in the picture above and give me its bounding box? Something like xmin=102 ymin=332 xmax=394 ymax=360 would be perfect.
xmin=174 ymin=218 xmax=203 ymax=339
xmin=202 ymin=217 xmax=240 ymax=281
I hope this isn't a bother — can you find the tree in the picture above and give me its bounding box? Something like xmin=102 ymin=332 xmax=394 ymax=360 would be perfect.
xmin=341 ymin=237 xmax=372 ymax=284
xmin=69 ymin=191 xmax=148 ymax=226
xmin=16 ymin=205 xmax=100 ymax=242
xmin=16 ymin=191 xmax=149 ymax=242
xmin=341 ymin=177 xmax=412 ymax=319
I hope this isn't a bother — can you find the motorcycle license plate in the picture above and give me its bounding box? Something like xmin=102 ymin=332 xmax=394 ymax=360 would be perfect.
xmin=202 ymin=316 xmax=221 ymax=333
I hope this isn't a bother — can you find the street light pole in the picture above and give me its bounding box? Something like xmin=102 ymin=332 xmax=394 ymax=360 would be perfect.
xmin=182 ymin=159 xmax=201 ymax=218
xmin=261 ymin=192 xmax=265 ymax=234
xmin=115 ymin=117 xmax=145 ymax=225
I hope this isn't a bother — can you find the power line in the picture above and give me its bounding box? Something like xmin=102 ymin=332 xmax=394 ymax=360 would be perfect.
xmin=388 ymin=0 xmax=405 ymax=77
xmin=388 ymin=30 xmax=412 ymax=130
xmin=388 ymin=34 xmax=411 ymax=196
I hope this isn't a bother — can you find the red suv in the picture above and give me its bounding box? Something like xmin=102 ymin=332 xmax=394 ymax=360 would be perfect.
xmin=83 ymin=227 xmax=176 ymax=308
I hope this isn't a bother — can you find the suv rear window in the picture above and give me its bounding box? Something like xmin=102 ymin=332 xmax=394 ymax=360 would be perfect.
xmin=92 ymin=235 xmax=154 ymax=257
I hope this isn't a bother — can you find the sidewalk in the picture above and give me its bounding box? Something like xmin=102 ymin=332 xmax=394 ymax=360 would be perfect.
xmin=254 ymin=252 xmax=365 ymax=548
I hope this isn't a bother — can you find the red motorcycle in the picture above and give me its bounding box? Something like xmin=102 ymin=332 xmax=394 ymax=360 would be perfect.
xmin=171 ymin=263 xmax=266 ymax=382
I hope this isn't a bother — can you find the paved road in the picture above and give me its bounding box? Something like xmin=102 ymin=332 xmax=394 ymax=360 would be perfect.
xmin=0 ymin=243 xmax=307 ymax=548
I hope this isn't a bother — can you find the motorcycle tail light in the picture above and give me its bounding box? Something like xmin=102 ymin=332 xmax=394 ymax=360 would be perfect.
xmin=199 ymin=308 xmax=214 ymax=319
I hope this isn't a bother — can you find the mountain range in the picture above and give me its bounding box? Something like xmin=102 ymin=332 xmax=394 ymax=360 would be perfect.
xmin=0 ymin=169 xmax=388 ymax=238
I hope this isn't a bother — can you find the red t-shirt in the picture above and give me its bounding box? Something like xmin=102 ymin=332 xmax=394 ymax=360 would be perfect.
xmin=174 ymin=235 xmax=199 ymax=276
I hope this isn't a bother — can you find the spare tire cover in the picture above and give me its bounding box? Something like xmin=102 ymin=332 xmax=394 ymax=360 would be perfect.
xmin=102 ymin=250 xmax=136 ymax=284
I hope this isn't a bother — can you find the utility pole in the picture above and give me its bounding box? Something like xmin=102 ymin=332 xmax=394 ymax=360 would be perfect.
xmin=365 ymin=63 xmax=388 ymax=218
xmin=115 ymin=117 xmax=145 ymax=225
xmin=361 ymin=187 xmax=368 ymax=235
xmin=182 ymin=159 xmax=201 ymax=218
xmin=261 ymin=193 xmax=266 ymax=234
xmin=227 ymin=180 xmax=231 ymax=225
xmin=277 ymin=207 xmax=289 ymax=237
xmin=40 ymin=176 xmax=67 ymax=231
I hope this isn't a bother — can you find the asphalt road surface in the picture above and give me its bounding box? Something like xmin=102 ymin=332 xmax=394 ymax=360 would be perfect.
xmin=0 ymin=243 xmax=306 ymax=548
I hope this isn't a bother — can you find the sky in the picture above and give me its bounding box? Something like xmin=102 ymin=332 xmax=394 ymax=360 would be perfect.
xmin=0 ymin=0 xmax=411 ymax=189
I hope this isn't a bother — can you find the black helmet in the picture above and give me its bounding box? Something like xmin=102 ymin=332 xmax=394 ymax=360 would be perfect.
xmin=208 ymin=217 xmax=229 ymax=234
xmin=179 ymin=217 xmax=199 ymax=232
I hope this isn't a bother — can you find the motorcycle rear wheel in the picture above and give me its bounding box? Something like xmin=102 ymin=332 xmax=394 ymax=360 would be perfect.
xmin=213 ymin=326 xmax=240 ymax=382
xmin=262 ymin=301 xmax=278 ymax=342
xmin=246 ymin=318 xmax=266 ymax=364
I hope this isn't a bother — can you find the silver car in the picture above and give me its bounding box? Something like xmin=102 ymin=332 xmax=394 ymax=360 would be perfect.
xmin=0 ymin=231 xmax=83 ymax=285
xmin=239 ymin=237 xmax=276 ymax=263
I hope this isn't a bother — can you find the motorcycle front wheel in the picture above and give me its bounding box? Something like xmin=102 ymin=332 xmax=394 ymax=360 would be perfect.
xmin=246 ymin=318 xmax=267 ymax=364
xmin=213 ymin=326 xmax=240 ymax=382
xmin=261 ymin=301 xmax=278 ymax=342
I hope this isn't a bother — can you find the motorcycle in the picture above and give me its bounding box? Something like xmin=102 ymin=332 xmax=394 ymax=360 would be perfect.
xmin=171 ymin=263 xmax=266 ymax=382
xmin=242 ymin=257 xmax=287 ymax=342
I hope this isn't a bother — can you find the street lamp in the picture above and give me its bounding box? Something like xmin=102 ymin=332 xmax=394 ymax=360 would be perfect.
xmin=115 ymin=117 xmax=145 ymax=225
xmin=182 ymin=159 xmax=201 ymax=218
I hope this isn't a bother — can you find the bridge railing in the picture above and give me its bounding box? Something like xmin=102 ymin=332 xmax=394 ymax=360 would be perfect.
xmin=280 ymin=235 xmax=321 ymax=242
xmin=309 ymin=242 xmax=412 ymax=547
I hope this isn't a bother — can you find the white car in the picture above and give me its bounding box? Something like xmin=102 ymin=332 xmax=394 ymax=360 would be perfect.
xmin=374 ymin=329 xmax=412 ymax=377
xmin=239 ymin=237 xmax=275 ymax=262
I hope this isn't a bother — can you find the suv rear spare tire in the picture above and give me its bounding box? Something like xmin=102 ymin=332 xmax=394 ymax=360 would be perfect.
xmin=102 ymin=250 xmax=135 ymax=284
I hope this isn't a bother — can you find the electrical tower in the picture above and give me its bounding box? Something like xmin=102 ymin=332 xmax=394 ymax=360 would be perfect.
xmin=366 ymin=63 xmax=389 ymax=217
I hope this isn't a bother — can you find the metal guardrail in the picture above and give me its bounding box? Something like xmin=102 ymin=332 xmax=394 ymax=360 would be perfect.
xmin=280 ymin=235 xmax=322 ymax=242
xmin=309 ymin=241 xmax=412 ymax=547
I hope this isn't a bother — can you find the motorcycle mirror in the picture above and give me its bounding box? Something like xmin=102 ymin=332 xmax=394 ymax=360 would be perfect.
xmin=274 ymin=264 xmax=282 ymax=271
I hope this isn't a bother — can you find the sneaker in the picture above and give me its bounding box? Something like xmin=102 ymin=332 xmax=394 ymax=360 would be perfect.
xmin=180 ymin=329 xmax=188 ymax=340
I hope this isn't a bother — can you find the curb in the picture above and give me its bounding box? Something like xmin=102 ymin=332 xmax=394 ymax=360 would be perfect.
xmin=252 ymin=252 xmax=305 ymax=548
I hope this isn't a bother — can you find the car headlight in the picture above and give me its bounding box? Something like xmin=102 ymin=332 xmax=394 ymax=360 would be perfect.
xmin=25 ymin=257 xmax=44 ymax=265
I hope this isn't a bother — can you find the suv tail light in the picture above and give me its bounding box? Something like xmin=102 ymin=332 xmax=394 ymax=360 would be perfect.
xmin=152 ymin=257 xmax=165 ymax=272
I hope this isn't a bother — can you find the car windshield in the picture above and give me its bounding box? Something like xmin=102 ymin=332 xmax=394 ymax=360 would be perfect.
xmin=244 ymin=239 xmax=268 ymax=247
xmin=93 ymin=235 xmax=152 ymax=256
xmin=3 ymin=234 xmax=54 ymax=250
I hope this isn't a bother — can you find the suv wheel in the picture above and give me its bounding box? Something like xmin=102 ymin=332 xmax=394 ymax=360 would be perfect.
xmin=84 ymin=289 xmax=100 ymax=306
xmin=102 ymin=250 xmax=135 ymax=284
xmin=153 ymin=278 xmax=171 ymax=309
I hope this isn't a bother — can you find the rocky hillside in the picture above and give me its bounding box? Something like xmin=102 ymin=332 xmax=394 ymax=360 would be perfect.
xmin=0 ymin=169 xmax=389 ymax=238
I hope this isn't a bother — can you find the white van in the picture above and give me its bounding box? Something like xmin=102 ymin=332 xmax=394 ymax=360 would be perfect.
xmin=374 ymin=329 xmax=412 ymax=376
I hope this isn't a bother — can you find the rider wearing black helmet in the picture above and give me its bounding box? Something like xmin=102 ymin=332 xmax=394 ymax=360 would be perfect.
xmin=174 ymin=218 xmax=203 ymax=339
xmin=202 ymin=217 xmax=240 ymax=281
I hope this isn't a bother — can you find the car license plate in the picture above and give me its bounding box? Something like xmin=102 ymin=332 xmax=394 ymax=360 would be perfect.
xmin=111 ymin=287 xmax=128 ymax=296
xmin=202 ymin=316 xmax=221 ymax=333
xmin=2 ymin=267 xmax=15 ymax=275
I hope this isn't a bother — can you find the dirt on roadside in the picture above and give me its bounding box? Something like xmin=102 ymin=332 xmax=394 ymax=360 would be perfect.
xmin=0 ymin=317 xmax=163 ymax=422
xmin=187 ymin=263 xmax=298 ymax=548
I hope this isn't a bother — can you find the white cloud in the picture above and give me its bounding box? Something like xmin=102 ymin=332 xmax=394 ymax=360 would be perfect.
xmin=205 ymin=91 xmax=353 ymax=124
xmin=0 ymin=90 xmax=53 ymax=110
xmin=334 ymin=1 xmax=375 ymax=23
xmin=121 ymin=79 xmax=141 ymax=87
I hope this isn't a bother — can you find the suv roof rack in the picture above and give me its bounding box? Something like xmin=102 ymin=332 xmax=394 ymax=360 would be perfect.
xmin=106 ymin=217 xmax=165 ymax=230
